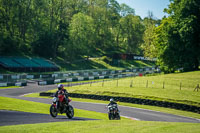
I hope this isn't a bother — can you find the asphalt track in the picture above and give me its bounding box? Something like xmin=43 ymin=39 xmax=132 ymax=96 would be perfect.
xmin=0 ymin=82 xmax=200 ymax=126
xmin=0 ymin=110 xmax=96 ymax=126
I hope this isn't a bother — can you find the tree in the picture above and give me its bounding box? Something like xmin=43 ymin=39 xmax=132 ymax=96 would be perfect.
xmin=32 ymin=32 xmax=57 ymax=58
xmin=155 ymin=0 xmax=200 ymax=72
xmin=0 ymin=0 xmax=146 ymax=62
xmin=119 ymin=3 xmax=135 ymax=17
xmin=69 ymin=12 xmax=95 ymax=59
xmin=119 ymin=15 xmax=144 ymax=54
xmin=141 ymin=11 xmax=159 ymax=58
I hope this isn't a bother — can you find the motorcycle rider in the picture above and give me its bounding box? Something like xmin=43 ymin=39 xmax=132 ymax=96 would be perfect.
xmin=54 ymin=84 xmax=69 ymax=105
xmin=107 ymin=98 xmax=120 ymax=120
xmin=108 ymin=98 xmax=118 ymax=110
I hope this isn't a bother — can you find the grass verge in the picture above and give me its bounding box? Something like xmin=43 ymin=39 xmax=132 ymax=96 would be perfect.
xmin=0 ymin=117 xmax=200 ymax=133
xmin=0 ymin=96 xmax=107 ymax=120
xmin=1 ymin=96 xmax=200 ymax=133
xmin=0 ymin=86 xmax=20 ymax=89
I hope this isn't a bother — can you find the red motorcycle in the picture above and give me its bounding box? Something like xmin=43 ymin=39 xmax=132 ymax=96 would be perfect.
xmin=50 ymin=91 xmax=74 ymax=119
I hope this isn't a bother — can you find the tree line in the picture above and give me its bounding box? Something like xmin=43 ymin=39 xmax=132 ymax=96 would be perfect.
xmin=0 ymin=0 xmax=146 ymax=59
xmin=0 ymin=0 xmax=199 ymax=72
xmin=142 ymin=0 xmax=200 ymax=72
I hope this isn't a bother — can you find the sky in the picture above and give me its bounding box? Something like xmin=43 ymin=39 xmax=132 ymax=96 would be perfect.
xmin=116 ymin=0 xmax=171 ymax=19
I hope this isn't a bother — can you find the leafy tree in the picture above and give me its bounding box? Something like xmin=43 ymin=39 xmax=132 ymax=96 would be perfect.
xmin=0 ymin=0 xmax=147 ymax=63
xmin=119 ymin=15 xmax=144 ymax=54
xmin=32 ymin=32 xmax=57 ymax=58
xmin=141 ymin=12 xmax=159 ymax=58
xmin=69 ymin=12 xmax=95 ymax=58
xmin=119 ymin=3 xmax=135 ymax=17
xmin=0 ymin=34 xmax=20 ymax=55
xmin=155 ymin=0 xmax=200 ymax=72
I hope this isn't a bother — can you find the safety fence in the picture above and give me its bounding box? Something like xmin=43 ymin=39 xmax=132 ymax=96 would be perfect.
xmin=74 ymin=78 xmax=200 ymax=91
xmin=0 ymin=67 xmax=159 ymax=87
xmin=40 ymin=92 xmax=200 ymax=114
xmin=0 ymin=82 xmax=27 ymax=87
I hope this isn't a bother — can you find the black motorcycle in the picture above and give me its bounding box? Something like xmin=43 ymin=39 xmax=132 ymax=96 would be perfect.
xmin=50 ymin=93 xmax=74 ymax=119
xmin=107 ymin=104 xmax=120 ymax=120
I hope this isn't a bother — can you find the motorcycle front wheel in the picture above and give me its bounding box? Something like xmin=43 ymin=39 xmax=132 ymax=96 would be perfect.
xmin=108 ymin=113 xmax=113 ymax=120
xmin=66 ymin=105 xmax=74 ymax=119
xmin=50 ymin=105 xmax=58 ymax=118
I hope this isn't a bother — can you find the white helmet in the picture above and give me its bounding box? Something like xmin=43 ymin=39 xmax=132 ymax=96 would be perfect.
xmin=110 ymin=98 xmax=114 ymax=102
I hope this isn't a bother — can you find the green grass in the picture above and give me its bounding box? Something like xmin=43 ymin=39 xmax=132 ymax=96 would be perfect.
xmin=0 ymin=96 xmax=107 ymax=120
xmin=0 ymin=86 xmax=20 ymax=89
xmin=46 ymin=71 xmax=200 ymax=107
xmin=0 ymin=117 xmax=200 ymax=133
xmin=1 ymin=71 xmax=200 ymax=132
xmin=0 ymin=96 xmax=50 ymax=114
xmin=54 ymin=56 xmax=155 ymax=71
xmin=1 ymin=96 xmax=200 ymax=133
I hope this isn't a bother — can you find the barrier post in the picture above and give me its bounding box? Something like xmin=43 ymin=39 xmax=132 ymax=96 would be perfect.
xmin=146 ymin=80 xmax=148 ymax=88
xmin=130 ymin=80 xmax=133 ymax=87
xmin=194 ymin=84 xmax=199 ymax=92
xmin=163 ymin=81 xmax=165 ymax=89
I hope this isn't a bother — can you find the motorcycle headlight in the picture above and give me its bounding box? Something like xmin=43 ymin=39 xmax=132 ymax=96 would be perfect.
xmin=52 ymin=97 xmax=57 ymax=102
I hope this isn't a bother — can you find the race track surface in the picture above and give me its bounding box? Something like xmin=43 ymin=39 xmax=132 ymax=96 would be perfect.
xmin=0 ymin=110 xmax=96 ymax=126
xmin=0 ymin=82 xmax=200 ymax=126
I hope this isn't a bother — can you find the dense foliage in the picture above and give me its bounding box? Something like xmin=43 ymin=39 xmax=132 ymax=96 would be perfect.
xmin=142 ymin=0 xmax=200 ymax=72
xmin=0 ymin=0 xmax=199 ymax=72
xmin=0 ymin=0 xmax=144 ymax=60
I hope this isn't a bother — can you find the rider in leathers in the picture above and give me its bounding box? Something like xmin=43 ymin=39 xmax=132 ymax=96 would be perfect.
xmin=108 ymin=98 xmax=119 ymax=111
xmin=54 ymin=84 xmax=69 ymax=107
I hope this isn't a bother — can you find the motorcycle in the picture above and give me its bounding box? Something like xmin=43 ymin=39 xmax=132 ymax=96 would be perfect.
xmin=50 ymin=91 xmax=74 ymax=119
xmin=107 ymin=104 xmax=120 ymax=120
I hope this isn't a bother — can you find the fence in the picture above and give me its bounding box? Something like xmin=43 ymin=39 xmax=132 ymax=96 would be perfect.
xmin=0 ymin=67 xmax=160 ymax=87
xmin=70 ymin=76 xmax=200 ymax=91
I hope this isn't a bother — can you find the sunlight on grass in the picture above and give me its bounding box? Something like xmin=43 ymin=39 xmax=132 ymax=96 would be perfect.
xmin=0 ymin=119 xmax=200 ymax=133
xmin=60 ymin=71 xmax=200 ymax=107
xmin=0 ymin=96 xmax=107 ymax=120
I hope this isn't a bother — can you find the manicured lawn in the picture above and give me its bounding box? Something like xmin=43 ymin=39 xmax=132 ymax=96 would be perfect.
xmin=54 ymin=71 xmax=200 ymax=107
xmin=0 ymin=96 xmax=107 ymax=120
xmin=0 ymin=86 xmax=20 ymax=89
xmin=1 ymin=96 xmax=200 ymax=133
xmin=0 ymin=117 xmax=200 ymax=133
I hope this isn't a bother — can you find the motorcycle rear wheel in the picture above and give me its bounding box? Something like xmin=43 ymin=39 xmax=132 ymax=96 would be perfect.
xmin=116 ymin=113 xmax=120 ymax=120
xmin=50 ymin=105 xmax=58 ymax=117
xmin=66 ymin=105 xmax=74 ymax=119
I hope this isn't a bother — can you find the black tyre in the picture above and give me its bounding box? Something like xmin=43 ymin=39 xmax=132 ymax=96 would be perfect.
xmin=66 ymin=105 xmax=74 ymax=119
xmin=116 ymin=113 xmax=120 ymax=120
xmin=50 ymin=105 xmax=57 ymax=118
xmin=108 ymin=113 xmax=112 ymax=120
xmin=108 ymin=113 xmax=114 ymax=120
